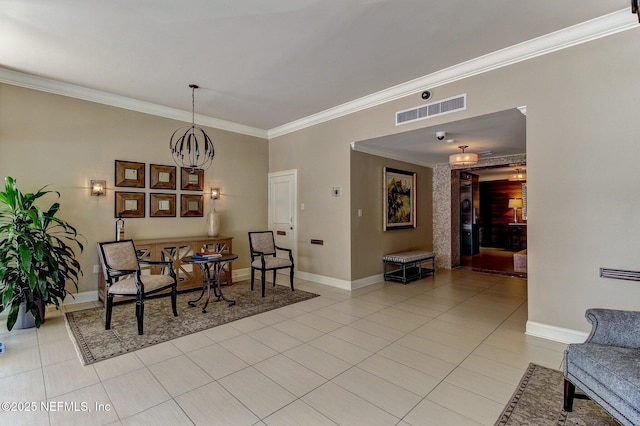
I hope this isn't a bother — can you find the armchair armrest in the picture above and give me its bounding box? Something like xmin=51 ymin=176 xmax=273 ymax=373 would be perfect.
xmin=106 ymin=267 xmax=137 ymax=278
xmin=584 ymin=308 xmax=640 ymax=349
xmin=275 ymin=245 xmax=293 ymax=260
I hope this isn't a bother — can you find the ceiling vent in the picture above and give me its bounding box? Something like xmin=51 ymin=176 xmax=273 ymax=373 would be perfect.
xmin=396 ymin=94 xmax=466 ymax=125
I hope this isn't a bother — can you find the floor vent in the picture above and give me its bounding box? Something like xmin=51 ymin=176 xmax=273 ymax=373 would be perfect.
xmin=396 ymin=94 xmax=466 ymax=125
xmin=600 ymin=268 xmax=640 ymax=282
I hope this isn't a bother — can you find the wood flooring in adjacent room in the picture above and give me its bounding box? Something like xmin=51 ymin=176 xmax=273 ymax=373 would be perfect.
xmin=461 ymin=247 xmax=526 ymax=278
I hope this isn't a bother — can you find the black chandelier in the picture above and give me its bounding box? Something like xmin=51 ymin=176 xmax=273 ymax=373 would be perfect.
xmin=169 ymin=84 xmax=215 ymax=171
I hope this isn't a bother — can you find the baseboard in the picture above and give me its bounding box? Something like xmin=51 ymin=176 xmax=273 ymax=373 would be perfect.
xmin=59 ymin=290 xmax=99 ymax=308
xmin=0 ymin=290 xmax=103 ymax=316
xmin=232 ymin=267 xmax=251 ymax=281
xmin=351 ymin=274 xmax=385 ymax=290
xmin=525 ymin=320 xmax=589 ymax=344
xmin=295 ymin=271 xmax=352 ymax=290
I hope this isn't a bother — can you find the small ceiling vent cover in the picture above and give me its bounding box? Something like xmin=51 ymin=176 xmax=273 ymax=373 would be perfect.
xmin=396 ymin=94 xmax=466 ymax=125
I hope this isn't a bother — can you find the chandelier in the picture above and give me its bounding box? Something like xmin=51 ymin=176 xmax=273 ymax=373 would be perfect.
xmin=449 ymin=145 xmax=478 ymax=166
xmin=169 ymin=84 xmax=215 ymax=171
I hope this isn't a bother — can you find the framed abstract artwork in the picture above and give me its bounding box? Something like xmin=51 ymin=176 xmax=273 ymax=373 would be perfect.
xmin=115 ymin=160 xmax=145 ymax=188
xmin=383 ymin=167 xmax=416 ymax=230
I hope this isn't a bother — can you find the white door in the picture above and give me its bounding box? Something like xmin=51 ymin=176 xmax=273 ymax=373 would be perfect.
xmin=268 ymin=170 xmax=297 ymax=269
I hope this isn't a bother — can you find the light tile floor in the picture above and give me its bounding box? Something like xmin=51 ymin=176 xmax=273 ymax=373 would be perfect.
xmin=0 ymin=269 xmax=568 ymax=425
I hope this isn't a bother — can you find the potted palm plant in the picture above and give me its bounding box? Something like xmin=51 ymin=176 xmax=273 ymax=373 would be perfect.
xmin=0 ymin=176 xmax=84 ymax=330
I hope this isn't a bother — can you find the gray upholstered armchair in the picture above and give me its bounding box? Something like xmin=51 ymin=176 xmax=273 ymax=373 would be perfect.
xmin=248 ymin=231 xmax=294 ymax=297
xmin=563 ymin=308 xmax=640 ymax=426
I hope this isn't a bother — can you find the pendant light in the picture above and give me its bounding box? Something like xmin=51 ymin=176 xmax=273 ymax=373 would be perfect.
xmin=508 ymin=168 xmax=527 ymax=181
xmin=449 ymin=145 xmax=478 ymax=166
xmin=169 ymin=84 xmax=215 ymax=171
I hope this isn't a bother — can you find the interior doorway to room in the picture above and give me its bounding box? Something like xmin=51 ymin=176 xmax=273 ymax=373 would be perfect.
xmin=350 ymin=107 xmax=527 ymax=277
xmin=268 ymin=170 xmax=297 ymax=274
xmin=456 ymin=164 xmax=527 ymax=277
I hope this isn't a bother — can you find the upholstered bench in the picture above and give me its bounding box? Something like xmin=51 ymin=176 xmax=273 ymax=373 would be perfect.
xmin=383 ymin=251 xmax=435 ymax=284
xmin=514 ymin=249 xmax=527 ymax=273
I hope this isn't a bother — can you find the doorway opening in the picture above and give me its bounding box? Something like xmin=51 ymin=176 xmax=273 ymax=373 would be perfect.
xmin=453 ymin=164 xmax=527 ymax=277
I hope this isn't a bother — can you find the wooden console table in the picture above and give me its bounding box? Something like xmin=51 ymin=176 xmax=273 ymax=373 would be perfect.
xmin=98 ymin=235 xmax=233 ymax=307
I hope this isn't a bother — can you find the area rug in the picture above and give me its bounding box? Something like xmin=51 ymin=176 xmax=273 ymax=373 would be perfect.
xmin=495 ymin=363 xmax=619 ymax=425
xmin=65 ymin=281 xmax=318 ymax=365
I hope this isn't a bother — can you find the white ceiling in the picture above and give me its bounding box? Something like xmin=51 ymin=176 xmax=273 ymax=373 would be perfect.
xmin=353 ymin=108 xmax=527 ymax=168
xmin=0 ymin=1 xmax=633 ymax=167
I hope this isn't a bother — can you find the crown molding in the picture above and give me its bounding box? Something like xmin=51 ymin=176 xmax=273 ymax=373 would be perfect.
xmin=0 ymin=68 xmax=268 ymax=139
xmin=268 ymin=9 xmax=635 ymax=139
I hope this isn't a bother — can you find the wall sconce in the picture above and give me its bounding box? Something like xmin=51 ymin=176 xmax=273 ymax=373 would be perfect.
xmin=211 ymin=187 xmax=220 ymax=200
xmin=90 ymin=180 xmax=106 ymax=196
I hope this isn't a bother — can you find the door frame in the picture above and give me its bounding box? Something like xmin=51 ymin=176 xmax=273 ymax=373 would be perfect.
xmin=268 ymin=169 xmax=298 ymax=267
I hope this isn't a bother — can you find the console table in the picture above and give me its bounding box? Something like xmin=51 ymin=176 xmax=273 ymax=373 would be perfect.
xmin=98 ymin=235 xmax=233 ymax=307
xmin=507 ymin=223 xmax=527 ymax=251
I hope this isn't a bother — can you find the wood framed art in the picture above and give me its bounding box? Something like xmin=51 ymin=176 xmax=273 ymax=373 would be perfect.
xmin=180 ymin=194 xmax=203 ymax=217
xmin=181 ymin=167 xmax=204 ymax=191
xmin=115 ymin=191 xmax=145 ymax=218
xmin=115 ymin=160 xmax=145 ymax=188
xmin=150 ymin=164 xmax=176 ymax=190
xmin=383 ymin=167 xmax=416 ymax=230
xmin=150 ymin=193 xmax=176 ymax=217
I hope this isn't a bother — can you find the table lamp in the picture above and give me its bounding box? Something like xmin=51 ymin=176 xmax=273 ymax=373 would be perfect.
xmin=508 ymin=198 xmax=523 ymax=223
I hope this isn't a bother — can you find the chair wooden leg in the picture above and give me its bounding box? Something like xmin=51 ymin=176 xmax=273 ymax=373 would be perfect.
xmin=563 ymin=378 xmax=575 ymax=412
xmin=290 ymin=268 xmax=294 ymax=291
xmin=272 ymin=270 xmax=277 ymax=287
xmin=250 ymin=269 xmax=255 ymax=291
xmin=261 ymin=269 xmax=266 ymax=297
xmin=171 ymin=286 xmax=178 ymax=317
xmin=136 ymin=295 xmax=144 ymax=335
xmin=105 ymin=295 xmax=113 ymax=330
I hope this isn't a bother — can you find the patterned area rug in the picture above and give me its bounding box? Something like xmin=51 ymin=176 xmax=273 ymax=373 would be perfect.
xmin=65 ymin=281 xmax=318 ymax=365
xmin=495 ymin=363 xmax=619 ymax=425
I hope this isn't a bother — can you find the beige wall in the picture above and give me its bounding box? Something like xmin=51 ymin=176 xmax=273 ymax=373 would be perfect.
xmin=3 ymin=26 xmax=640 ymax=336
xmin=0 ymin=84 xmax=269 ymax=295
xmin=350 ymin=151 xmax=433 ymax=281
xmin=270 ymin=27 xmax=640 ymax=334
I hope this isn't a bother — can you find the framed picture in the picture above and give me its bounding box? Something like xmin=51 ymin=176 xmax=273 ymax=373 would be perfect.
xmin=150 ymin=193 xmax=176 ymax=217
xmin=115 ymin=160 xmax=145 ymax=188
xmin=181 ymin=167 xmax=204 ymax=191
xmin=150 ymin=164 xmax=176 ymax=190
xmin=180 ymin=194 xmax=203 ymax=217
xmin=115 ymin=191 xmax=145 ymax=218
xmin=383 ymin=167 xmax=416 ymax=230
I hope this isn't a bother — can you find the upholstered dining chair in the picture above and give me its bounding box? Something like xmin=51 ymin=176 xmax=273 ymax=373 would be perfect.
xmin=248 ymin=231 xmax=294 ymax=297
xmin=97 ymin=239 xmax=178 ymax=335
